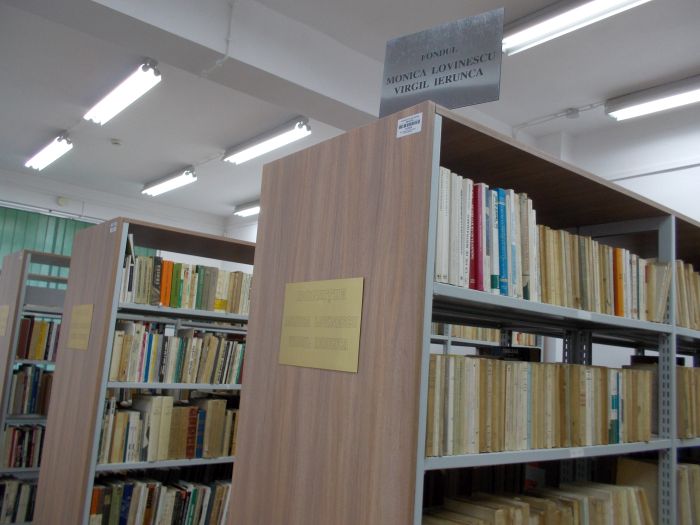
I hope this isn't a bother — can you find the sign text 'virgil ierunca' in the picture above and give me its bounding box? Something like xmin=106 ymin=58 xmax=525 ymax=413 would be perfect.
xmin=379 ymin=9 xmax=503 ymax=117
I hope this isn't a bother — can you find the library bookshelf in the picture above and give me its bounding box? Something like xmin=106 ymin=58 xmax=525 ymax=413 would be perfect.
xmin=33 ymin=218 xmax=254 ymax=525
xmin=0 ymin=251 xmax=69 ymax=525
xmin=231 ymin=101 xmax=700 ymax=525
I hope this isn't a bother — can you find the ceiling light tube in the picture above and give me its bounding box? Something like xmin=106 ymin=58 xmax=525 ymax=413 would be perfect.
xmin=142 ymin=167 xmax=197 ymax=197
xmin=25 ymin=133 xmax=73 ymax=171
xmin=233 ymin=201 xmax=261 ymax=217
xmin=224 ymin=117 xmax=311 ymax=165
xmin=502 ymin=0 xmax=653 ymax=56
xmin=606 ymin=74 xmax=700 ymax=121
xmin=84 ymin=59 xmax=162 ymax=125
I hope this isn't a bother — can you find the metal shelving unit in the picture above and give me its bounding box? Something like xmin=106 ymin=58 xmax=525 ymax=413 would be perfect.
xmin=94 ymin=456 xmax=235 ymax=473
xmin=410 ymin=111 xmax=688 ymax=525
xmin=33 ymin=218 xmax=256 ymax=525
xmin=106 ymin=382 xmax=242 ymax=391
xmin=425 ymin=439 xmax=673 ymax=470
xmin=0 ymin=250 xmax=69 ymax=501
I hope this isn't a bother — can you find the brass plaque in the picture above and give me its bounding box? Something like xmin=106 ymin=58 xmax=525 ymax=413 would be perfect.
xmin=279 ymin=278 xmax=364 ymax=373
xmin=67 ymin=304 xmax=93 ymax=351
xmin=0 ymin=305 xmax=9 ymax=337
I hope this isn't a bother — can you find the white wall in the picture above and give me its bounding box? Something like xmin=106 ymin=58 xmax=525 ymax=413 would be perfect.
xmin=0 ymin=167 xmax=226 ymax=234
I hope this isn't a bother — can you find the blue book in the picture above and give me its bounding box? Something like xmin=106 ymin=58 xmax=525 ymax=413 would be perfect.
xmin=119 ymin=482 xmax=134 ymax=525
xmin=195 ymin=409 xmax=206 ymax=459
xmin=143 ymin=333 xmax=153 ymax=382
xmin=29 ymin=367 xmax=40 ymax=414
xmin=496 ymin=188 xmax=508 ymax=295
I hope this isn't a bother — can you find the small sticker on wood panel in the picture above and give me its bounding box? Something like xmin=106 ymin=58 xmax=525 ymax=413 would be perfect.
xmin=396 ymin=112 xmax=423 ymax=138
xmin=67 ymin=304 xmax=93 ymax=350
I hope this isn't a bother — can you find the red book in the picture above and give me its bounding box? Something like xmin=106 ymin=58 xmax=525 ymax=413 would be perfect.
xmin=470 ymin=184 xmax=484 ymax=291
xmin=185 ymin=406 xmax=198 ymax=458
xmin=16 ymin=318 xmax=33 ymax=359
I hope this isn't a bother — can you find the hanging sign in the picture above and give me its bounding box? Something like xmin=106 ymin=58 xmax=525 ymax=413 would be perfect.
xmin=379 ymin=8 xmax=504 ymax=117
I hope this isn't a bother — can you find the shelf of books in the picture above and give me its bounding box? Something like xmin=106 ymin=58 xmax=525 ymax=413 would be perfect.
xmin=0 ymin=250 xmax=69 ymax=524
xmin=33 ymin=218 xmax=254 ymax=525
xmin=231 ymin=102 xmax=700 ymax=525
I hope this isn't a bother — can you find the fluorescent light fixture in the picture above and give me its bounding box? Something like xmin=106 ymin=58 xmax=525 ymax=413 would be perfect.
xmin=233 ymin=201 xmax=261 ymax=217
xmin=25 ymin=134 xmax=73 ymax=171
xmin=502 ymin=0 xmax=653 ymax=55
xmin=142 ymin=167 xmax=197 ymax=197
xmin=224 ymin=117 xmax=311 ymax=165
xmin=84 ymin=60 xmax=162 ymax=125
xmin=606 ymin=74 xmax=700 ymax=121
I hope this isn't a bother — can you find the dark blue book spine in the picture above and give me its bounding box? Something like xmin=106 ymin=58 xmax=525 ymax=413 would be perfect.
xmin=119 ymin=483 xmax=134 ymax=525
xmin=497 ymin=188 xmax=508 ymax=296
xmin=143 ymin=333 xmax=153 ymax=382
xmin=195 ymin=409 xmax=206 ymax=459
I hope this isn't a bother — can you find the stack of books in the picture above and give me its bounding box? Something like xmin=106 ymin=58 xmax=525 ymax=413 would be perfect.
xmin=120 ymin=254 xmax=252 ymax=315
xmin=436 ymin=167 xmax=681 ymax=322
xmin=97 ymin=396 xmax=239 ymax=464
xmin=15 ymin=317 xmax=60 ymax=361
xmin=0 ymin=479 xmax=36 ymax=523
xmin=2 ymin=425 xmax=44 ymax=468
xmin=8 ymin=366 xmax=52 ymax=416
xmin=90 ymin=478 xmax=231 ymax=525
xmin=109 ymin=322 xmax=245 ymax=385
xmin=426 ymin=356 xmax=652 ymax=456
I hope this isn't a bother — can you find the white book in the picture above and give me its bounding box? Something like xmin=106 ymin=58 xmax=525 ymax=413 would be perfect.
xmin=133 ymin=481 xmax=148 ymax=525
xmin=198 ymin=485 xmax=212 ymax=525
xmin=436 ymin=167 xmax=451 ymax=283
xmin=465 ymin=358 xmax=479 ymax=454
xmin=461 ymin=177 xmax=474 ymax=289
xmin=623 ymin=249 xmax=631 ymax=317
xmin=445 ymin=356 xmax=456 ymax=455
xmin=519 ymin=362 xmax=529 ymax=450
xmin=449 ymin=172 xmax=463 ymax=286
xmin=477 ymin=183 xmax=490 ymax=291
xmin=220 ymin=484 xmax=232 ymax=525
xmin=585 ymin=367 xmax=594 ymax=446
xmin=631 ymin=254 xmax=639 ymax=320
xmin=529 ymin=205 xmax=539 ymax=302
xmin=639 ymin=258 xmax=648 ymax=321
xmin=432 ymin=355 xmax=444 ymax=456
xmin=506 ymin=189 xmax=517 ymax=297
xmin=108 ymin=330 xmax=125 ymax=381
xmin=513 ymin=191 xmax=523 ymax=299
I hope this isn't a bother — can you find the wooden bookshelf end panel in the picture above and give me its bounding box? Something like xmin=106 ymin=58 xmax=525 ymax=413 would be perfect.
xmin=34 ymin=220 xmax=123 ymax=525
xmin=231 ymin=103 xmax=436 ymax=525
xmin=0 ymin=252 xmax=26 ymax=420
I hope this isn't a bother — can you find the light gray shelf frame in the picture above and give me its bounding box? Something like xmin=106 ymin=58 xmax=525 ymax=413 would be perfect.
xmin=80 ymin=220 xmax=249 ymax=525
xmin=411 ymin=123 xmax=687 ymax=525
xmin=94 ymin=455 xmax=235 ymax=473
xmin=106 ymin=382 xmax=241 ymax=391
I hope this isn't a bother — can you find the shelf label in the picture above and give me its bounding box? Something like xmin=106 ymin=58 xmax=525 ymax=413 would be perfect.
xmin=0 ymin=305 xmax=9 ymax=337
xmin=396 ymin=113 xmax=423 ymax=138
xmin=379 ymin=9 xmax=503 ymax=117
xmin=570 ymin=448 xmax=585 ymax=459
xmin=67 ymin=303 xmax=94 ymax=351
xmin=279 ymin=277 xmax=364 ymax=373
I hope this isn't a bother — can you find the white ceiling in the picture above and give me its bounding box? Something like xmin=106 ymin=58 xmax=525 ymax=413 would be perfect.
xmin=1 ymin=0 xmax=699 ymax=224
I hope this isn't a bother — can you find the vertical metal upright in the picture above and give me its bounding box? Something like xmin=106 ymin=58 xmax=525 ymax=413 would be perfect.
xmin=657 ymin=215 xmax=677 ymax=525
xmin=413 ymin=114 xmax=442 ymax=525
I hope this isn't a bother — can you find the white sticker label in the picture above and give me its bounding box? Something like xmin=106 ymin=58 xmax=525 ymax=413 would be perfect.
xmin=577 ymin=310 xmax=592 ymax=320
xmin=396 ymin=112 xmax=423 ymax=138
xmin=109 ymin=222 xmax=117 ymax=233
xmin=570 ymin=448 xmax=585 ymax=458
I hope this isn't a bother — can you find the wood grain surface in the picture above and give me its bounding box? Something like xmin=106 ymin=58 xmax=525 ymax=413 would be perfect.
xmin=230 ymin=103 xmax=436 ymax=524
xmin=34 ymin=220 xmax=124 ymax=525
xmin=0 ymin=252 xmax=27 ymax=433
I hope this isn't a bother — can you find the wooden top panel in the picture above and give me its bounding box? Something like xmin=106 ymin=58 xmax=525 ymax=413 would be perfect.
xmin=111 ymin=217 xmax=256 ymax=265
xmin=230 ymin=103 xmax=436 ymax=525
xmin=35 ymin=221 xmax=124 ymax=525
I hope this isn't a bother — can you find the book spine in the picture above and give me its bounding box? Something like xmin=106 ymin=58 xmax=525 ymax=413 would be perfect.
xmin=497 ymin=188 xmax=508 ymax=296
xmin=471 ymin=183 xmax=483 ymax=291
